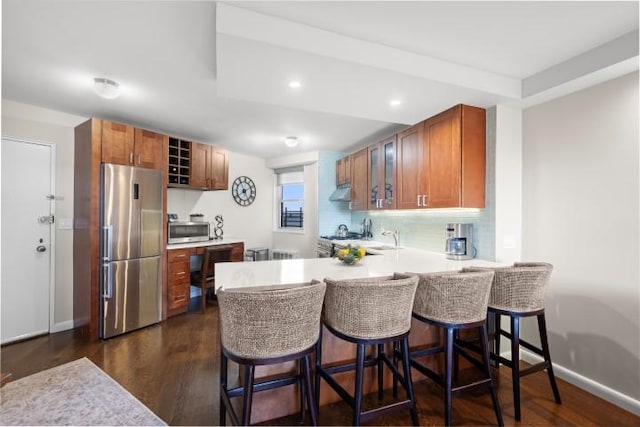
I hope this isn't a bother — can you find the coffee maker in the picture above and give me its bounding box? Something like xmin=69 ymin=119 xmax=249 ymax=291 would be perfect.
xmin=445 ymin=223 xmax=474 ymax=260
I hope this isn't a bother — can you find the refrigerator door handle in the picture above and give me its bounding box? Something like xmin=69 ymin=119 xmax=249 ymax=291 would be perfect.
xmin=102 ymin=225 xmax=113 ymax=262
xmin=102 ymin=263 xmax=113 ymax=299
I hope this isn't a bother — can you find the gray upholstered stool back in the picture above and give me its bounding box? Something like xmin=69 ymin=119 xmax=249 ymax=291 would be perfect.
xmin=463 ymin=262 xmax=553 ymax=313
xmin=323 ymin=273 xmax=419 ymax=339
xmin=412 ymin=270 xmax=495 ymax=324
xmin=217 ymin=281 xmax=326 ymax=359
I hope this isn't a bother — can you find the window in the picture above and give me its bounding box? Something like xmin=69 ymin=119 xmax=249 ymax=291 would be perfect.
xmin=276 ymin=168 xmax=304 ymax=229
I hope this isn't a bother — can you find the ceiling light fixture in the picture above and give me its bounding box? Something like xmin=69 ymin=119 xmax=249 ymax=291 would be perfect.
xmin=284 ymin=136 xmax=299 ymax=148
xmin=288 ymin=80 xmax=302 ymax=89
xmin=390 ymin=99 xmax=402 ymax=107
xmin=93 ymin=77 xmax=120 ymax=99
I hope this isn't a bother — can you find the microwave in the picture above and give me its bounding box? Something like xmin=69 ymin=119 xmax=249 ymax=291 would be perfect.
xmin=168 ymin=221 xmax=210 ymax=244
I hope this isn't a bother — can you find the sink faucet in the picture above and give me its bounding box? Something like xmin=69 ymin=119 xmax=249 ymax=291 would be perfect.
xmin=381 ymin=229 xmax=399 ymax=247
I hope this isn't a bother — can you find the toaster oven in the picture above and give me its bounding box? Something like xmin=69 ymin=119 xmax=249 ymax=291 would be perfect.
xmin=168 ymin=221 xmax=210 ymax=244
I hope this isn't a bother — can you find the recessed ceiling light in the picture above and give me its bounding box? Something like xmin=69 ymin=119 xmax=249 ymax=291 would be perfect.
xmin=284 ymin=136 xmax=299 ymax=148
xmin=390 ymin=99 xmax=402 ymax=107
xmin=288 ymin=80 xmax=302 ymax=89
xmin=93 ymin=77 xmax=120 ymax=99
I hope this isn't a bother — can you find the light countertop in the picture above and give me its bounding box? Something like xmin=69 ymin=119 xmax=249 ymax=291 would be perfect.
xmin=167 ymin=237 xmax=244 ymax=251
xmin=215 ymin=247 xmax=503 ymax=292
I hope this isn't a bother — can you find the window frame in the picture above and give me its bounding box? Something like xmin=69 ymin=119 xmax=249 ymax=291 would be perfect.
xmin=274 ymin=168 xmax=305 ymax=233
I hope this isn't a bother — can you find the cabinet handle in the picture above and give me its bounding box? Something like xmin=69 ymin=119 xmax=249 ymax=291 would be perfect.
xmin=136 ymin=154 xmax=141 ymax=165
xmin=176 ymin=271 xmax=186 ymax=276
xmin=422 ymin=195 xmax=428 ymax=207
xmin=129 ymin=152 xmax=134 ymax=164
xmin=416 ymin=195 xmax=422 ymax=207
xmin=174 ymin=294 xmax=187 ymax=302
xmin=349 ymin=202 xmax=353 ymax=210
xmin=174 ymin=254 xmax=186 ymax=259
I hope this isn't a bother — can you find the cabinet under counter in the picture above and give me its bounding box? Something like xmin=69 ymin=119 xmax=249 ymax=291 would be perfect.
xmin=166 ymin=240 xmax=244 ymax=317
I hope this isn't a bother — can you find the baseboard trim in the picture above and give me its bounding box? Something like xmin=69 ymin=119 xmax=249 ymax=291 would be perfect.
xmin=520 ymin=349 xmax=640 ymax=416
xmin=50 ymin=320 xmax=75 ymax=333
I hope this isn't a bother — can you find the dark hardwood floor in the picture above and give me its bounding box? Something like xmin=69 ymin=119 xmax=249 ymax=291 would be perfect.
xmin=2 ymin=299 xmax=638 ymax=426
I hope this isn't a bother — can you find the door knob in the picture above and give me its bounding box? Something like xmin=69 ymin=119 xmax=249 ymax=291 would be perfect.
xmin=36 ymin=245 xmax=47 ymax=253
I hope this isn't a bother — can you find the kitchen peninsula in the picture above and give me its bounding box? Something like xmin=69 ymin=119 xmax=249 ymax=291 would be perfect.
xmin=214 ymin=248 xmax=503 ymax=423
xmin=215 ymin=246 xmax=501 ymax=292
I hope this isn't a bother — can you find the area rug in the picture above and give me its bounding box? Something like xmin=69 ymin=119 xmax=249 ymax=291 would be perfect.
xmin=0 ymin=357 xmax=165 ymax=426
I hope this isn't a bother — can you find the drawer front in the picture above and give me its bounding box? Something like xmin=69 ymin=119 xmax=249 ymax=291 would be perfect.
xmin=168 ymin=260 xmax=190 ymax=285
xmin=168 ymin=249 xmax=190 ymax=263
xmin=168 ymin=283 xmax=189 ymax=310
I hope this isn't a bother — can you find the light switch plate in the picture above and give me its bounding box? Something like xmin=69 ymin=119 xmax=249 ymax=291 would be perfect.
xmin=503 ymin=235 xmax=517 ymax=249
xmin=58 ymin=218 xmax=74 ymax=230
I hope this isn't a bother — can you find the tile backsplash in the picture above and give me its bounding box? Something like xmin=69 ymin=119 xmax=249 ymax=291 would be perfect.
xmin=352 ymin=208 xmax=494 ymax=260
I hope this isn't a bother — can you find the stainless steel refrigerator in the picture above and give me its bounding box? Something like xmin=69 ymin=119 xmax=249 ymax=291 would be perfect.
xmin=100 ymin=164 xmax=163 ymax=339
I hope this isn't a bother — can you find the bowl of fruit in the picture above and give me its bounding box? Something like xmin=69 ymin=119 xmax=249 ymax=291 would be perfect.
xmin=334 ymin=245 xmax=366 ymax=265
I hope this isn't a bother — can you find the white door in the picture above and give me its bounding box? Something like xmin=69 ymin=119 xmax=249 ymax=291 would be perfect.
xmin=1 ymin=138 xmax=54 ymax=344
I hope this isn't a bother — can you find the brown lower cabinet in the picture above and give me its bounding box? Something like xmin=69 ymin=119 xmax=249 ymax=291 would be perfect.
xmin=167 ymin=242 xmax=244 ymax=317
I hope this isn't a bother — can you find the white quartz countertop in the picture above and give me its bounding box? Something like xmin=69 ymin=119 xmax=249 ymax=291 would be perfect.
xmin=167 ymin=237 xmax=244 ymax=250
xmin=215 ymin=247 xmax=503 ymax=292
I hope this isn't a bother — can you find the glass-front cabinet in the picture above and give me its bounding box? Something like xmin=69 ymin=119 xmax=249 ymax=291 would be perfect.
xmin=368 ymin=135 xmax=396 ymax=210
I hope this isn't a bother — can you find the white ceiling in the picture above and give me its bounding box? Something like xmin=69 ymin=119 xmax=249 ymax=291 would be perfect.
xmin=2 ymin=1 xmax=638 ymax=159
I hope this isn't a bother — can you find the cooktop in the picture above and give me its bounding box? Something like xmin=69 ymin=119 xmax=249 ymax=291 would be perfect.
xmin=321 ymin=233 xmax=364 ymax=240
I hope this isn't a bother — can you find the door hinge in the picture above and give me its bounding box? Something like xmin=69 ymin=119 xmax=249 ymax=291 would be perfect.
xmin=39 ymin=215 xmax=55 ymax=224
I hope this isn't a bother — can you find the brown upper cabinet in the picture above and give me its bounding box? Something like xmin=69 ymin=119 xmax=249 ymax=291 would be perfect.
xmin=349 ymin=148 xmax=368 ymax=211
xmin=396 ymin=104 xmax=486 ymax=209
xmin=335 ymin=156 xmax=351 ymax=186
xmin=101 ymin=120 xmax=167 ymax=170
xmin=368 ymin=135 xmax=396 ymax=210
xmin=190 ymin=142 xmax=229 ymax=190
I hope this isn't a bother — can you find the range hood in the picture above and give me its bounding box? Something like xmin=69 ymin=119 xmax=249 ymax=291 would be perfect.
xmin=329 ymin=185 xmax=351 ymax=201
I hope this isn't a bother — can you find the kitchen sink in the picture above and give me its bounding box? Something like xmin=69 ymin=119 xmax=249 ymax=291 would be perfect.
xmin=366 ymin=245 xmax=403 ymax=251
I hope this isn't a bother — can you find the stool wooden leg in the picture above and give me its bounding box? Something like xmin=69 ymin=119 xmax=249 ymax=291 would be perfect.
xmin=480 ymin=324 xmax=503 ymax=426
xmin=314 ymin=327 xmax=323 ymax=414
xmin=511 ymin=316 xmax=521 ymax=421
xmin=201 ymin=285 xmax=206 ymax=313
xmin=538 ymin=313 xmax=562 ymax=404
xmin=400 ymin=336 xmax=419 ymax=426
xmin=392 ymin=341 xmax=399 ymax=399
xmin=241 ymin=365 xmax=255 ymax=426
xmin=493 ymin=311 xmax=501 ymax=369
xmin=453 ymin=329 xmax=460 ymax=381
xmin=353 ymin=343 xmax=365 ymax=426
xmin=444 ymin=327 xmax=454 ymax=427
xmin=302 ymin=354 xmax=319 ymax=426
xmin=298 ymin=360 xmax=307 ymax=423
xmin=220 ymin=352 xmax=228 ymax=426
xmin=377 ymin=344 xmax=384 ymax=400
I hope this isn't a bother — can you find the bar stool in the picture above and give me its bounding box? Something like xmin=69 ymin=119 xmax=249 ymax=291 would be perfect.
xmin=463 ymin=262 xmax=562 ymax=421
xmin=218 ymin=281 xmax=326 ymax=426
xmin=408 ymin=270 xmax=503 ymax=426
xmin=315 ymin=274 xmax=420 ymax=426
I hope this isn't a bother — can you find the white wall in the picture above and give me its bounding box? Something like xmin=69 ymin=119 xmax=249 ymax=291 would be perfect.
xmin=522 ymin=72 xmax=639 ymax=407
xmin=1 ymin=100 xmax=87 ymax=331
xmin=494 ymin=104 xmax=523 ymax=264
xmin=167 ymin=151 xmax=273 ymax=251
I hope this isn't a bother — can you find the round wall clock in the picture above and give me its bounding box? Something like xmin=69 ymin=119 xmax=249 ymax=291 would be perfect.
xmin=231 ymin=176 xmax=256 ymax=206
